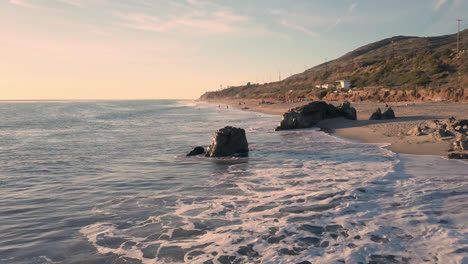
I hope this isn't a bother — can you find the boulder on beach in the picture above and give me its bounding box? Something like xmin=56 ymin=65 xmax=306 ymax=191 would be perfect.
xmin=382 ymin=108 xmax=395 ymax=119
xmin=407 ymin=126 xmax=423 ymax=136
xmin=451 ymin=135 xmax=468 ymax=151
xmin=187 ymin=146 xmax=205 ymax=156
xmin=275 ymin=101 xmax=357 ymax=131
xmin=338 ymin=101 xmax=357 ymax=120
xmin=205 ymin=126 xmax=249 ymax=157
xmin=448 ymin=152 xmax=468 ymax=160
xmin=369 ymin=107 xmax=396 ymax=120
xmin=369 ymin=108 xmax=382 ymax=120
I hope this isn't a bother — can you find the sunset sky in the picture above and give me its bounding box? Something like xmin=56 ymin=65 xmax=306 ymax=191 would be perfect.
xmin=1 ymin=0 xmax=466 ymax=100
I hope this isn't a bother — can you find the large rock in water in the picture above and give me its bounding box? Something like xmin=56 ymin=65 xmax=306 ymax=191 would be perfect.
xmin=186 ymin=146 xmax=205 ymax=156
xmin=275 ymin=101 xmax=357 ymax=131
xmin=205 ymin=126 xmax=249 ymax=157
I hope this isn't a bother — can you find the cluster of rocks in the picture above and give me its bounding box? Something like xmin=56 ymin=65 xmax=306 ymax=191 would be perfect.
xmin=407 ymin=117 xmax=468 ymax=159
xmin=275 ymin=101 xmax=357 ymax=131
xmin=187 ymin=126 xmax=249 ymax=158
xmin=369 ymin=107 xmax=396 ymax=120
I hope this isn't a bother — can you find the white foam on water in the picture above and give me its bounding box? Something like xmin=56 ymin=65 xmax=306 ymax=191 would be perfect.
xmin=79 ymin=110 xmax=468 ymax=263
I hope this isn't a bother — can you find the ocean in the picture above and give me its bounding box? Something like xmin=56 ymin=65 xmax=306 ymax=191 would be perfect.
xmin=0 ymin=100 xmax=466 ymax=264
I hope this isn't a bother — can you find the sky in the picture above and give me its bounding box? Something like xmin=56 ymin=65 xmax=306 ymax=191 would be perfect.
xmin=1 ymin=0 xmax=467 ymax=100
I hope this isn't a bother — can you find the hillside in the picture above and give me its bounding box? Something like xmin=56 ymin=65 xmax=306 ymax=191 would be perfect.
xmin=201 ymin=29 xmax=468 ymax=102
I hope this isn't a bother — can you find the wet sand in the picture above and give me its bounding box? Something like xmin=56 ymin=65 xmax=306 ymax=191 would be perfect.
xmin=202 ymin=99 xmax=468 ymax=156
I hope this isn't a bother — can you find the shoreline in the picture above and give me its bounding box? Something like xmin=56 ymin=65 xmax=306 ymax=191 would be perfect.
xmin=201 ymin=98 xmax=468 ymax=157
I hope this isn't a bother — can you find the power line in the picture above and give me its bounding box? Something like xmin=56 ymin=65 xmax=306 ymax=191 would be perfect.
xmin=457 ymin=18 xmax=462 ymax=54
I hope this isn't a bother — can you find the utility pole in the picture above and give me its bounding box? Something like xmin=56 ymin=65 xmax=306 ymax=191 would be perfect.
xmin=391 ymin=40 xmax=395 ymax=59
xmin=279 ymin=71 xmax=281 ymax=81
xmin=457 ymin=18 xmax=462 ymax=54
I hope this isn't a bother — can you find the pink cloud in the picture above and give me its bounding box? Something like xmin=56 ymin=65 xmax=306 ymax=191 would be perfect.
xmin=115 ymin=12 xmax=233 ymax=34
xmin=214 ymin=10 xmax=249 ymax=22
xmin=55 ymin=0 xmax=82 ymax=7
xmin=280 ymin=20 xmax=320 ymax=37
xmin=10 ymin=0 xmax=35 ymax=8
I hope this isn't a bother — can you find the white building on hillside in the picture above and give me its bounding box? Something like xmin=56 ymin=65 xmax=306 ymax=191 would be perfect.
xmin=337 ymin=79 xmax=351 ymax=89
xmin=315 ymin=83 xmax=335 ymax=89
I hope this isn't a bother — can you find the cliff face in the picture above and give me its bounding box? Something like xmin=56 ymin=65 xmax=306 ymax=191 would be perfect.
xmin=319 ymin=87 xmax=468 ymax=102
xmin=201 ymin=29 xmax=468 ymax=102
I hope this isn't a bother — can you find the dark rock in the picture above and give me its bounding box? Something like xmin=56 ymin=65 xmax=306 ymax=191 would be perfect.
xmin=448 ymin=153 xmax=468 ymax=159
xmin=276 ymin=101 xmax=330 ymax=130
xmin=338 ymin=101 xmax=357 ymax=120
xmin=205 ymin=126 xmax=249 ymax=157
xmin=369 ymin=108 xmax=382 ymax=120
xmin=370 ymin=107 xmax=396 ymax=120
xmin=187 ymin=146 xmax=205 ymax=156
xmin=434 ymin=128 xmax=454 ymax=138
xmin=297 ymin=262 xmax=312 ymax=264
xmin=382 ymin=107 xmax=395 ymax=119
xmin=275 ymin=101 xmax=357 ymax=131
xmin=452 ymin=139 xmax=468 ymax=151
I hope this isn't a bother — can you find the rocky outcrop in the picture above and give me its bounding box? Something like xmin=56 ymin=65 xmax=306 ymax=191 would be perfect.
xmin=406 ymin=118 xmax=468 ymax=159
xmin=320 ymin=87 xmax=468 ymax=103
xmin=369 ymin=107 xmax=396 ymax=120
xmin=407 ymin=126 xmax=423 ymax=136
xmin=369 ymin=108 xmax=382 ymax=120
xmin=448 ymin=152 xmax=468 ymax=159
xmin=407 ymin=118 xmax=468 ymax=139
xmin=205 ymin=126 xmax=249 ymax=157
xmin=382 ymin=108 xmax=395 ymax=119
xmin=187 ymin=146 xmax=205 ymax=156
xmin=338 ymin=101 xmax=357 ymax=120
xmin=452 ymin=139 xmax=468 ymax=151
xmin=275 ymin=101 xmax=357 ymax=131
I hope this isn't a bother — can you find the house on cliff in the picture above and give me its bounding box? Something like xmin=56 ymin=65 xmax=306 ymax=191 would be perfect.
xmin=337 ymin=79 xmax=351 ymax=89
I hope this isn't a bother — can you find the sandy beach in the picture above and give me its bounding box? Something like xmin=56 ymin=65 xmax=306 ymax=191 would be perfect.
xmin=202 ymin=98 xmax=468 ymax=156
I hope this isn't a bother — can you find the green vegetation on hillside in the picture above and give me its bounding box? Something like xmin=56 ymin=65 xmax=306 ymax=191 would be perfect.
xmin=201 ymin=29 xmax=468 ymax=102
